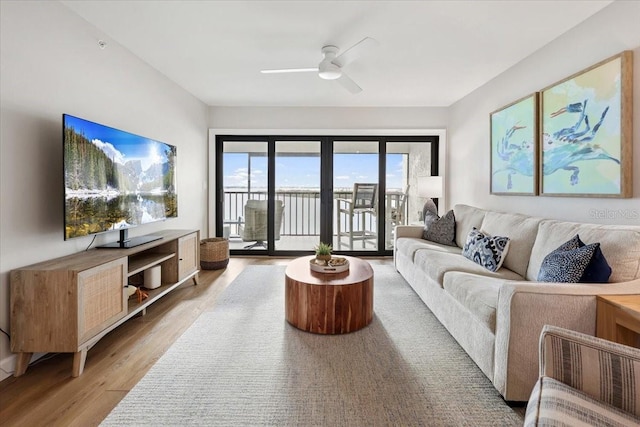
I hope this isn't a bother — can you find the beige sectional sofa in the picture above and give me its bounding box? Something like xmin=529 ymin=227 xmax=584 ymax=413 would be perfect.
xmin=394 ymin=204 xmax=640 ymax=402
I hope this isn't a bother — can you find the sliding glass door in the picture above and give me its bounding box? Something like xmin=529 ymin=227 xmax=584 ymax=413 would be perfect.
xmin=215 ymin=135 xmax=438 ymax=256
xmin=333 ymin=140 xmax=379 ymax=251
xmin=385 ymin=140 xmax=437 ymax=250
xmin=274 ymin=140 xmax=321 ymax=251
xmin=219 ymin=139 xmax=270 ymax=251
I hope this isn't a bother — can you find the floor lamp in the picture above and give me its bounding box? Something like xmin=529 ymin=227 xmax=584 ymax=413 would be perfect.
xmin=418 ymin=176 xmax=443 ymax=221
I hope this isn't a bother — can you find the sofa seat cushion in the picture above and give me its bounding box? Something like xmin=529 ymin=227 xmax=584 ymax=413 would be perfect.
xmin=527 ymin=220 xmax=640 ymax=282
xmin=413 ymin=249 xmax=523 ymax=287
xmin=480 ymin=210 xmax=542 ymax=277
xmin=396 ymin=237 xmax=461 ymax=262
xmin=524 ymin=377 xmax=640 ymax=427
xmin=443 ymin=272 xmax=505 ymax=332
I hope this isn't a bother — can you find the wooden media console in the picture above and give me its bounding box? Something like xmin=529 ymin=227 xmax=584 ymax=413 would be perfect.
xmin=10 ymin=229 xmax=200 ymax=377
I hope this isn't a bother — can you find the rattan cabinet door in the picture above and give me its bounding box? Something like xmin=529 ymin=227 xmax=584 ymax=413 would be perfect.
xmin=78 ymin=257 xmax=127 ymax=344
xmin=178 ymin=233 xmax=198 ymax=280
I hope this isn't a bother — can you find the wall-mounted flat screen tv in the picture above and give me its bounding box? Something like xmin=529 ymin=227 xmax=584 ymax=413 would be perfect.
xmin=63 ymin=114 xmax=177 ymax=248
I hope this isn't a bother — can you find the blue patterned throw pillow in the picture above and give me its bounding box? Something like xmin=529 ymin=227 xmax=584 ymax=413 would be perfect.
xmin=462 ymin=228 xmax=510 ymax=272
xmin=537 ymin=234 xmax=611 ymax=283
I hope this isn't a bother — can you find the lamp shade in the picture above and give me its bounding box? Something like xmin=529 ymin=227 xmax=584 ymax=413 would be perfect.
xmin=418 ymin=176 xmax=443 ymax=199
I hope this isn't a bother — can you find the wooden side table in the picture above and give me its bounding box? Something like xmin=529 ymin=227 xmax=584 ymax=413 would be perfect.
xmin=596 ymin=294 xmax=640 ymax=348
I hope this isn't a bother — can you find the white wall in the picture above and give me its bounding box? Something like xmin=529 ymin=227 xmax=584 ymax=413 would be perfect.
xmin=448 ymin=0 xmax=640 ymax=225
xmin=209 ymin=106 xmax=448 ymax=130
xmin=0 ymin=1 xmax=209 ymax=379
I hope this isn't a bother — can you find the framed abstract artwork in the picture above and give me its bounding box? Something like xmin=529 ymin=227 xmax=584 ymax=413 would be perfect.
xmin=490 ymin=93 xmax=539 ymax=195
xmin=540 ymin=51 xmax=633 ymax=197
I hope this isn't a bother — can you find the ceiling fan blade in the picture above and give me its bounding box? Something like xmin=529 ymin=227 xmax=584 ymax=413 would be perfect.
xmin=333 ymin=37 xmax=379 ymax=68
xmin=260 ymin=67 xmax=318 ymax=74
xmin=336 ymin=72 xmax=362 ymax=94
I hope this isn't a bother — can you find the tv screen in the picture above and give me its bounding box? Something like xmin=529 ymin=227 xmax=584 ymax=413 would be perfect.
xmin=63 ymin=114 xmax=177 ymax=244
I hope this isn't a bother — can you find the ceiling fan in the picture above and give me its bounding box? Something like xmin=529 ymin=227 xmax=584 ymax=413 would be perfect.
xmin=260 ymin=37 xmax=379 ymax=94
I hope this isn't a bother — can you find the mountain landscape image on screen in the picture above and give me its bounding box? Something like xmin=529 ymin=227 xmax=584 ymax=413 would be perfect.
xmin=64 ymin=115 xmax=177 ymax=239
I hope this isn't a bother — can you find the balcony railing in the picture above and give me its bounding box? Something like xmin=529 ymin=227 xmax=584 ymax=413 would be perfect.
xmin=223 ymin=190 xmax=405 ymax=240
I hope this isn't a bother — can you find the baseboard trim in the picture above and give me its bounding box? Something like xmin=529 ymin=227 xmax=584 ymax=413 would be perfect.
xmin=0 ymin=354 xmax=17 ymax=381
xmin=1 ymin=352 xmax=48 ymax=382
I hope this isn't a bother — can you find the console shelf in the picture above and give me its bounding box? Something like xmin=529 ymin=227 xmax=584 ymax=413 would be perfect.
xmin=128 ymin=252 xmax=176 ymax=277
xmin=127 ymin=278 xmax=186 ymax=313
xmin=10 ymin=229 xmax=200 ymax=378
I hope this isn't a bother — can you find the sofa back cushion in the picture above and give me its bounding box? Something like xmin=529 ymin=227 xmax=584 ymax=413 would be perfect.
xmin=527 ymin=220 xmax=640 ymax=282
xmin=453 ymin=204 xmax=486 ymax=248
xmin=480 ymin=211 xmax=543 ymax=277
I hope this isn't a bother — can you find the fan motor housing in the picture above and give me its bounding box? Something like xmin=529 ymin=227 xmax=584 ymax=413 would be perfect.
xmin=319 ymin=62 xmax=341 ymax=80
xmin=319 ymin=45 xmax=342 ymax=80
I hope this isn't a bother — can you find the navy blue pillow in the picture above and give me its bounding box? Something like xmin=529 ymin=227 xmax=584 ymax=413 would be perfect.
xmin=537 ymin=234 xmax=611 ymax=283
xmin=580 ymin=243 xmax=612 ymax=283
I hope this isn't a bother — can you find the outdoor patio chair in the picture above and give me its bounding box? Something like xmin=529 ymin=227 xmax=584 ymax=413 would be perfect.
xmin=386 ymin=185 xmax=409 ymax=249
xmin=239 ymin=199 xmax=284 ymax=249
xmin=388 ymin=184 xmax=409 ymax=227
xmin=336 ymin=183 xmax=378 ymax=250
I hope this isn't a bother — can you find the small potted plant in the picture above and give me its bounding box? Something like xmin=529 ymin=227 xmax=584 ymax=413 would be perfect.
xmin=314 ymin=242 xmax=333 ymax=264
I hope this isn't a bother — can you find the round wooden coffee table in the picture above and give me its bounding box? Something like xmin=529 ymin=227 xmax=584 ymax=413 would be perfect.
xmin=285 ymin=255 xmax=374 ymax=334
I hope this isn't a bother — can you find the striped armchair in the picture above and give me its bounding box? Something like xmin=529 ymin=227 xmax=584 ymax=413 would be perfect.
xmin=525 ymin=325 xmax=640 ymax=426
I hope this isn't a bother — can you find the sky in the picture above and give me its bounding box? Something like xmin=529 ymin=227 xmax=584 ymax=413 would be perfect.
xmin=223 ymin=152 xmax=405 ymax=191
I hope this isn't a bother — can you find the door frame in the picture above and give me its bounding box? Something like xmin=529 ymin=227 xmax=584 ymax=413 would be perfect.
xmin=209 ymin=129 xmax=446 ymax=256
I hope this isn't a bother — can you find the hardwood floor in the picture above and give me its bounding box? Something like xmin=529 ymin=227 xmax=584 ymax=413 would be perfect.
xmin=0 ymin=256 xmax=391 ymax=427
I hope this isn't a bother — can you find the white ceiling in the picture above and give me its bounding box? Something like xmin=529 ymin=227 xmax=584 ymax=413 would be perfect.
xmin=61 ymin=0 xmax=612 ymax=108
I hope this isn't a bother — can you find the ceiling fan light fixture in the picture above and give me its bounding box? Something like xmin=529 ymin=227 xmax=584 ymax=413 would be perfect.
xmin=318 ymin=61 xmax=341 ymax=80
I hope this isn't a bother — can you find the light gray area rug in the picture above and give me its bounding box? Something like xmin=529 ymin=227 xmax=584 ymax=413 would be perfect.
xmin=102 ymin=264 xmax=524 ymax=426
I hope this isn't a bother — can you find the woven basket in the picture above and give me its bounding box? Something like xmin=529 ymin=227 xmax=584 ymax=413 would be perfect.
xmin=200 ymin=238 xmax=229 ymax=270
